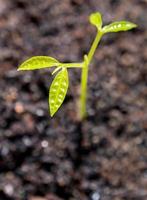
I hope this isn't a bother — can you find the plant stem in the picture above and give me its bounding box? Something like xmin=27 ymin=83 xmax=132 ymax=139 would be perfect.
xmin=61 ymin=62 xmax=83 ymax=68
xmin=80 ymin=30 xmax=103 ymax=120
xmin=87 ymin=31 xmax=103 ymax=63
xmin=80 ymin=56 xmax=88 ymax=119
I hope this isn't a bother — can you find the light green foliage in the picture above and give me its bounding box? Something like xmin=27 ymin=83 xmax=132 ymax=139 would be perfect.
xmin=49 ymin=68 xmax=69 ymax=117
xmin=102 ymin=21 xmax=137 ymax=33
xmin=18 ymin=12 xmax=137 ymax=119
xmin=89 ymin=12 xmax=102 ymax=29
xmin=18 ymin=56 xmax=60 ymax=70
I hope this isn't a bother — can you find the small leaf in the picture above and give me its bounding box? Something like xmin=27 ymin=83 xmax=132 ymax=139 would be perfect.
xmin=18 ymin=56 xmax=60 ymax=71
xmin=102 ymin=21 xmax=137 ymax=33
xmin=89 ymin=12 xmax=102 ymax=29
xmin=49 ymin=68 xmax=69 ymax=117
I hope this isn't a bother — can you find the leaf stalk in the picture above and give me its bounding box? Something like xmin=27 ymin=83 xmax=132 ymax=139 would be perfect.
xmin=61 ymin=63 xmax=83 ymax=68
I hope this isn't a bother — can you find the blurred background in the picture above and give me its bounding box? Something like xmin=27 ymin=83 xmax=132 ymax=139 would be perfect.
xmin=0 ymin=0 xmax=147 ymax=200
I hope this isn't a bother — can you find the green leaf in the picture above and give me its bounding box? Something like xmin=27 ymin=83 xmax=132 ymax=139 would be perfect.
xmin=49 ymin=68 xmax=69 ymax=117
xmin=18 ymin=56 xmax=60 ymax=71
xmin=89 ymin=12 xmax=102 ymax=29
xmin=102 ymin=21 xmax=137 ymax=33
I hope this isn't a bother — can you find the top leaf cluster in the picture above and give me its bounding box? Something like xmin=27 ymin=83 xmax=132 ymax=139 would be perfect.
xmin=89 ymin=12 xmax=136 ymax=32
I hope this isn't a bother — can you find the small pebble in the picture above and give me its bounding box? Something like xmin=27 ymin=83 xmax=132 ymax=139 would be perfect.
xmin=91 ymin=192 xmax=100 ymax=200
xmin=4 ymin=184 xmax=14 ymax=196
xmin=15 ymin=102 xmax=24 ymax=113
xmin=41 ymin=140 xmax=48 ymax=148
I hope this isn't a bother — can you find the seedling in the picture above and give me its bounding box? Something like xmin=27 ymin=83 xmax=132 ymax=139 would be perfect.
xmin=18 ymin=12 xmax=137 ymax=119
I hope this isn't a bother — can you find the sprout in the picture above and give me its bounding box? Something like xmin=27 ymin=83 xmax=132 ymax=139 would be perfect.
xmin=18 ymin=12 xmax=137 ymax=119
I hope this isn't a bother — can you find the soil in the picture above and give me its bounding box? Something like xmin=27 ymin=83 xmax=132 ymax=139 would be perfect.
xmin=0 ymin=0 xmax=147 ymax=200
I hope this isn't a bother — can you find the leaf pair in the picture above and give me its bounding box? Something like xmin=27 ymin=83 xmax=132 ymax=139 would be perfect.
xmin=18 ymin=56 xmax=69 ymax=117
xmin=89 ymin=12 xmax=137 ymax=33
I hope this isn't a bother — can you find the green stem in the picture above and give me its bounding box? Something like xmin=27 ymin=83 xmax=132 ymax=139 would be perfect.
xmin=87 ymin=31 xmax=103 ymax=63
xmin=80 ymin=56 xmax=88 ymax=119
xmin=61 ymin=62 xmax=83 ymax=68
xmin=80 ymin=30 xmax=103 ymax=120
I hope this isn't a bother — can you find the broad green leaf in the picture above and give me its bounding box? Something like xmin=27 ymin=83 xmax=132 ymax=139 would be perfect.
xmin=89 ymin=12 xmax=102 ymax=29
xmin=49 ymin=68 xmax=69 ymax=117
xmin=102 ymin=21 xmax=137 ymax=33
xmin=18 ymin=56 xmax=60 ymax=71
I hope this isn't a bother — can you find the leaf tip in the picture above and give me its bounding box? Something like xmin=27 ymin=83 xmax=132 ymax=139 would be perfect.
xmin=125 ymin=21 xmax=137 ymax=30
xmin=89 ymin=12 xmax=102 ymax=29
xmin=50 ymin=109 xmax=56 ymax=117
xmin=131 ymin=23 xmax=137 ymax=28
xmin=17 ymin=66 xmax=23 ymax=71
xmin=50 ymin=113 xmax=54 ymax=117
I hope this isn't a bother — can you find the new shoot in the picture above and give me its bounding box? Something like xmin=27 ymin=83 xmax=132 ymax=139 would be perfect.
xmin=18 ymin=12 xmax=137 ymax=120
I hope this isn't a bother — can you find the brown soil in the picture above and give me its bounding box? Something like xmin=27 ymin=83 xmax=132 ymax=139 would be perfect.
xmin=0 ymin=0 xmax=147 ymax=200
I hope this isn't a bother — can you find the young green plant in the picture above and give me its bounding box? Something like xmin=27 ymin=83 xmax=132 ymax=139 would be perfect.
xmin=18 ymin=12 xmax=137 ymax=119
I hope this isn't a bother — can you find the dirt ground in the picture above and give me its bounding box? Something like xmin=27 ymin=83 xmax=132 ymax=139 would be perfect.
xmin=0 ymin=0 xmax=147 ymax=200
